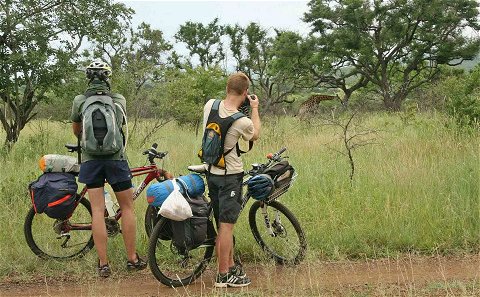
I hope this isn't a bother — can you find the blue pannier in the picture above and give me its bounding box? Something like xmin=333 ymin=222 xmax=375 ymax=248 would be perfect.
xmin=146 ymin=174 xmax=205 ymax=207
xmin=29 ymin=172 xmax=78 ymax=219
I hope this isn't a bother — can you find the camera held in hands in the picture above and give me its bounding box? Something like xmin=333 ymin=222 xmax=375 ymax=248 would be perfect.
xmin=240 ymin=95 xmax=254 ymax=117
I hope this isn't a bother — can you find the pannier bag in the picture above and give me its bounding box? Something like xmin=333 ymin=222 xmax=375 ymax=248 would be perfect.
xmin=152 ymin=212 xmax=173 ymax=240
xmin=39 ymin=154 xmax=80 ymax=173
xmin=146 ymin=174 xmax=205 ymax=207
xmin=171 ymin=195 xmax=211 ymax=253
xmin=29 ymin=172 xmax=78 ymax=219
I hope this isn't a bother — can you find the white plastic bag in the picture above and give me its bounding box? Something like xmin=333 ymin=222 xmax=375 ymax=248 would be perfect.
xmin=159 ymin=180 xmax=193 ymax=221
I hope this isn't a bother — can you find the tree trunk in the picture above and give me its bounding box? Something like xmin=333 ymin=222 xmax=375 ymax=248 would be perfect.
xmin=383 ymin=93 xmax=403 ymax=111
xmin=3 ymin=124 xmax=19 ymax=151
xmin=1 ymin=102 xmax=32 ymax=150
xmin=341 ymin=90 xmax=352 ymax=109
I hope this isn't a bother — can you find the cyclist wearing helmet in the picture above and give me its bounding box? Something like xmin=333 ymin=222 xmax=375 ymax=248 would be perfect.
xmin=70 ymin=61 xmax=146 ymax=277
xmin=202 ymin=72 xmax=261 ymax=288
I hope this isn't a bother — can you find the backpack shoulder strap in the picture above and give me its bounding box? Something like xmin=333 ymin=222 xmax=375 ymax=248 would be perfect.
xmin=206 ymin=99 xmax=221 ymax=124
xmin=223 ymin=112 xmax=249 ymax=157
xmin=234 ymin=141 xmax=254 ymax=157
xmin=230 ymin=112 xmax=245 ymax=120
xmin=211 ymin=99 xmax=221 ymax=111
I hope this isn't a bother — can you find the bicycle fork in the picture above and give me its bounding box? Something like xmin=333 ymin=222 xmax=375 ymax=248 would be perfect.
xmin=261 ymin=203 xmax=280 ymax=237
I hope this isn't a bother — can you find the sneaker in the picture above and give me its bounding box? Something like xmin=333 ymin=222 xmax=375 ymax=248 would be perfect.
xmin=98 ymin=263 xmax=111 ymax=278
xmin=126 ymin=253 xmax=147 ymax=271
xmin=229 ymin=263 xmax=246 ymax=278
xmin=214 ymin=272 xmax=251 ymax=288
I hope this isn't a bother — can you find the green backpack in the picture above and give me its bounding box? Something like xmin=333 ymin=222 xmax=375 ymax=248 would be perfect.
xmin=80 ymin=94 xmax=125 ymax=156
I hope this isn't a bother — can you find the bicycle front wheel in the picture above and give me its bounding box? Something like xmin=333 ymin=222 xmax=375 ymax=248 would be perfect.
xmin=24 ymin=196 xmax=94 ymax=260
xmin=148 ymin=217 xmax=214 ymax=287
xmin=249 ymin=200 xmax=307 ymax=265
xmin=144 ymin=205 xmax=160 ymax=237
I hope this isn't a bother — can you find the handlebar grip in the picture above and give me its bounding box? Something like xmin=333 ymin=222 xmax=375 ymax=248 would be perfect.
xmin=276 ymin=147 xmax=287 ymax=156
xmin=266 ymin=147 xmax=287 ymax=160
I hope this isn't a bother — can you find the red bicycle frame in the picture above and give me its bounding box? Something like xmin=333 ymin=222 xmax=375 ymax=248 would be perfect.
xmin=66 ymin=163 xmax=168 ymax=231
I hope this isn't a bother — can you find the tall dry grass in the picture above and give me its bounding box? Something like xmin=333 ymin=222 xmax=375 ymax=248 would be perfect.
xmin=0 ymin=112 xmax=478 ymax=279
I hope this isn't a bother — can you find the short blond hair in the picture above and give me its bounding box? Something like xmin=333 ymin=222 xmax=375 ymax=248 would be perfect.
xmin=226 ymin=72 xmax=250 ymax=95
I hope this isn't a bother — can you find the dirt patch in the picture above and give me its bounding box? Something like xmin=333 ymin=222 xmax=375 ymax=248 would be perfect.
xmin=1 ymin=254 xmax=479 ymax=296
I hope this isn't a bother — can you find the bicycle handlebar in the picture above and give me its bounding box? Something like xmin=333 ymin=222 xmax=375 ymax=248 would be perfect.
xmin=267 ymin=147 xmax=287 ymax=161
xmin=248 ymin=147 xmax=288 ymax=176
xmin=142 ymin=143 xmax=168 ymax=161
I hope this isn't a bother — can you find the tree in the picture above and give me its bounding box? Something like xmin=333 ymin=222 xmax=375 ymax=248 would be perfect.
xmin=0 ymin=0 xmax=132 ymax=148
xmin=82 ymin=22 xmax=173 ymax=142
xmin=304 ymin=0 xmax=480 ymax=111
xmin=159 ymin=66 xmax=227 ymax=131
xmin=175 ymin=18 xmax=225 ymax=69
xmin=89 ymin=22 xmax=172 ymax=95
xmin=226 ymin=23 xmax=307 ymax=111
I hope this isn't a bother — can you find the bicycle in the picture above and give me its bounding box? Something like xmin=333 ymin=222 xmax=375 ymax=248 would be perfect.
xmin=24 ymin=143 xmax=172 ymax=260
xmin=147 ymin=147 xmax=307 ymax=287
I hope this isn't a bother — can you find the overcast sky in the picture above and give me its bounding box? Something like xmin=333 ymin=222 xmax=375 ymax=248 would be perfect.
xmin=118 ymin=0 xmax=312 ymax=41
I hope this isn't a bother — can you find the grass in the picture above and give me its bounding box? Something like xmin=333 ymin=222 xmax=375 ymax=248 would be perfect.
xmin=0 ymin=112 xmax=478 ymax=281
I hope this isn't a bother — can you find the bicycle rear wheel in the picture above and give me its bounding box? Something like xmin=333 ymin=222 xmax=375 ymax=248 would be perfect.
xmin=24 ymin=196 xmax=94 ymax=260
xmin=148 ymin=217 xmax=214 ymax=287
xmin=249 ymin=200 xmax=307 ymax=265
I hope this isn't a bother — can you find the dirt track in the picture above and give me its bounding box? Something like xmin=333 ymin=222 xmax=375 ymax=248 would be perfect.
xmin=1 ymin=254 xmax=479 ymax=296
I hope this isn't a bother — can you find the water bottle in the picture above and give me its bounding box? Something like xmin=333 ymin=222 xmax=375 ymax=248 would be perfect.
xmin=104 ymin=190 xmax=116 ymax=218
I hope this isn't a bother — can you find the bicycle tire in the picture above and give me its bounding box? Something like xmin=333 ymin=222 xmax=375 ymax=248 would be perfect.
xmin=249 ymin=200 xmax=307 ymax=265
xmin=148 ymin=217 xmax=214 ymax=287
xmin=144 ymin=205 xmax=159 ymax=237
xmin=24 ymin=196 xmax=94 ymax=260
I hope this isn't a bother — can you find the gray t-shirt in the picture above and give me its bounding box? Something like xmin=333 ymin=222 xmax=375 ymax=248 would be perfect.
xmin=203 ymin=99 xmax=254 ymax=175
xmin=70 ymin=93 xmax=127 ymax=162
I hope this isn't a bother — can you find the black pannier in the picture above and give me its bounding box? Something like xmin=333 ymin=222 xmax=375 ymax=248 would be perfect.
xmin=171 ymin=195 xmax=213 ymax=253
xmin=29 ymin=172 xmax=78 ymax=220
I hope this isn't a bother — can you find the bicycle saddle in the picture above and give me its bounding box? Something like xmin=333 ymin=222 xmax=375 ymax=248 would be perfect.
xmin=187 ymin=164 xmax=207 ymax=173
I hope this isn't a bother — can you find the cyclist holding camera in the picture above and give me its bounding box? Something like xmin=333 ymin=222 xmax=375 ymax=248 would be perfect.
xmin=201 ymin=72 xmax=261 ymax=287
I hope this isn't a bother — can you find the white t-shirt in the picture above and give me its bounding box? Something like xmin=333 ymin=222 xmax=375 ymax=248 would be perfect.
xmin=203 ymin=99 xmax=254 ymax=175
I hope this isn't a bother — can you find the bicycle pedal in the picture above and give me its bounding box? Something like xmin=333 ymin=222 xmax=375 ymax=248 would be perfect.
xmin=56 ymin=233 xmax=70 ymax=240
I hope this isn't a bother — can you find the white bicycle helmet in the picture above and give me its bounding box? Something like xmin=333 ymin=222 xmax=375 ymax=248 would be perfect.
xmin=85 ymin=60 xmax=112 ymax=80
